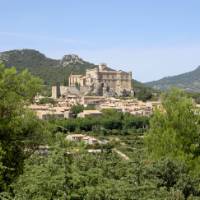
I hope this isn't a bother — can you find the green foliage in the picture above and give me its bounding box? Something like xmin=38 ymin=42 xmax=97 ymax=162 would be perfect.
xmin=0 ymin=64 xmax=46 ymax=191
xmin=187 ymin=91 xmax=200 ymax=104
xmin=13 ymin=147 xmax=66 ymax=200
xmin=12 ymin=140 xmax=173 ymax=200
xmin=123 ymin=113 xmax=149 ymax=129
xmin=0 ymin=65 xmax=43 ymax=104
xmin=55 ymin=110 xmax=149 ymax=134
xmin=40 ymin=85 xmax=52 ymax=97
xmin=133 ymin=79 xmax=160 ymax=101
xmin=38 ymin=97 xmax=56 ymax=105
xmin=145 ymin=88 xmax=200 ymax=164
xmin=0 ymin=144 xmax=5 ymax=189
xmin=135 ymin=87 xmax=153 ymax=101
xmin=149 ymin=159 xmax=200 ymax=199
xmin=145 ymin=88 xmax=200 ymax=199
xmin=101 ymin=109 xmax=123 ymax=130
xmin=1 ymin=60 xmax=200 ymax=199
xmin=71 ymin=104 xmax=84 ymax=117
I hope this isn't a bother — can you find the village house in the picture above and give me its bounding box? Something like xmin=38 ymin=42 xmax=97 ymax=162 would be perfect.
xmin=66 ymin=134 xmax=102 ymax=145
xmin=81 ymin=96 xmax=106 ymax=106
xmin=77 ymin=110 xmax=102 ymax=118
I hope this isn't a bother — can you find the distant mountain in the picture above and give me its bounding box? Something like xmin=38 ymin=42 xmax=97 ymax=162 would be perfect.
xmin=146 ymin=66 xmax=200 ymax=92
xmin=0 ymin=49 xmax=96 ymax=85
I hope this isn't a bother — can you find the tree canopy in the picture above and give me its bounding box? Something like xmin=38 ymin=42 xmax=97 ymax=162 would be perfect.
xmin=0 ymin=64 xmax=46 ymax=191
xmin=145 ymin=88 xmax=200 ymax=198
xmin=1 ymin=64 xmax=200 ymax=200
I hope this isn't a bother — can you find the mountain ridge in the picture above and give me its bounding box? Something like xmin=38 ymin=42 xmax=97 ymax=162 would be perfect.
xmin=146 ymin=66 xmax=200 ymax=92
xmin=0 ymin=49 xmax=96 ymax=85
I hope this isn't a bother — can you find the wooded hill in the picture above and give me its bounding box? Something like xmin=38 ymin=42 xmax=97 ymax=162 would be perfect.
xmin=147 ymin=66 xmax=200 ymax=92
xmin=0 ymin=49 xmax=96 ymax=85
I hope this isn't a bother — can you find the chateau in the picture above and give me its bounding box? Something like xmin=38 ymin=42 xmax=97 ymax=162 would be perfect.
xmin=52 ymin=64 xmax=133 ymax=98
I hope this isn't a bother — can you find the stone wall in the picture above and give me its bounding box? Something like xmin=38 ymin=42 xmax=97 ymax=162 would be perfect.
xmin=69 ymin=75 xmax=85 ymax=86
xmin=54 ymin=64 xmax=133 ymax=98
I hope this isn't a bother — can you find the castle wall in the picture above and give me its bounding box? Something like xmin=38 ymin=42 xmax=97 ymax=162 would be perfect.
xmin=52 ymin=86 xmax=57 ymax=99
xmin=66 ymin=64 xmax=133 ymax=97
xmin=60 ymin=86 xmax=68 ymax=95
xmin=85 ymin=68 xmax=99 ymax=86
xmin=97 ymin=70 xmax=132 ymax=95
xmin=69 ymin=75 xmax=85 ymax=86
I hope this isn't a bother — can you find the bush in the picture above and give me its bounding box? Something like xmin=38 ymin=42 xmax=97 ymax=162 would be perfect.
xmin=38 ymin=97 xmax=56 ymax=105
xmin=71 ymin=104 xmax=84 ymax=117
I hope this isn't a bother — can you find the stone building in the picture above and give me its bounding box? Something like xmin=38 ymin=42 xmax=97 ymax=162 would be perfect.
xmin=68 ymin=64 xmax=133 ymax=96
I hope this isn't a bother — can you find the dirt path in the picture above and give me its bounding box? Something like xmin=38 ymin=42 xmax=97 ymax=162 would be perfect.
xmin=113 ymin=148 xmax=130 ymax=160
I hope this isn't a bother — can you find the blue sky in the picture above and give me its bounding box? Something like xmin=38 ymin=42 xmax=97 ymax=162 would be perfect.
xmin=1 ymin=0 xmax=200 ymax=82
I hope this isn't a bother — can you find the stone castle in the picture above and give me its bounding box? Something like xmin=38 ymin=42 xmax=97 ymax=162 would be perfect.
xmin=52 ymin=64 xmax=133 ymax=98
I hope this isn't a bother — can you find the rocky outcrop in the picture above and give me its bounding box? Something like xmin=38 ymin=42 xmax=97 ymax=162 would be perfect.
xmin=60 ymin=54 xmax=85 ymax=67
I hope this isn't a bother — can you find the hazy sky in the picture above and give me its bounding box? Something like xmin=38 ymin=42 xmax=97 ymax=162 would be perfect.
xmin=1 ymin=0 xmax=200 ymax=82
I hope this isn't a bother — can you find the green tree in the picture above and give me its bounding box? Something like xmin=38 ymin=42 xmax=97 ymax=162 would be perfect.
xmin=71 ymin=104 xmax=84 ymax=118
xmin=148 ymin=159 xmax=200 ymax=199
xmin=0 ymin=64 xmax=45 ymax=191
xmin=145 ymin=88 xmax=200 ymax=165
xmin=38 ymin=97 xmax=56 ymax=105
xmin=101 ymin=109 xmax=123 ymax=130
xmin=123 ymin=113 xmax=149 ymax=130
xmin=145 ymin=88 xmax=200 ymax=199
xmin=13 ymin=147 xmax=66 ymax=200
xmin=135 ymin=88 xmax=153 ymax=102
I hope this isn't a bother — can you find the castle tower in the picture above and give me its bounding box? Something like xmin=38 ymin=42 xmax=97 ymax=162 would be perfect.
xmin=99 ymin=63 xmax=107 ymax=71
xmin=52 ymin=82 xmax=61 ymax=99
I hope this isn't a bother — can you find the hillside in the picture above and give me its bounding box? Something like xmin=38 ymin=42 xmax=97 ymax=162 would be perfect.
xmin=146 ymin=66 xmax=200 ymax=92
xmin=0 ymin=49 xmax=96 ymax=85
xmin=0 ymin=49 xmax=154 ymax=98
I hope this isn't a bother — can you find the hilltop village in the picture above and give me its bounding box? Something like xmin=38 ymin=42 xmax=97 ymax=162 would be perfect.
xmin=29 ymin=63 xmax=161 ymax=119
xmin=2 ymin=0 xmax=200 ymax=197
